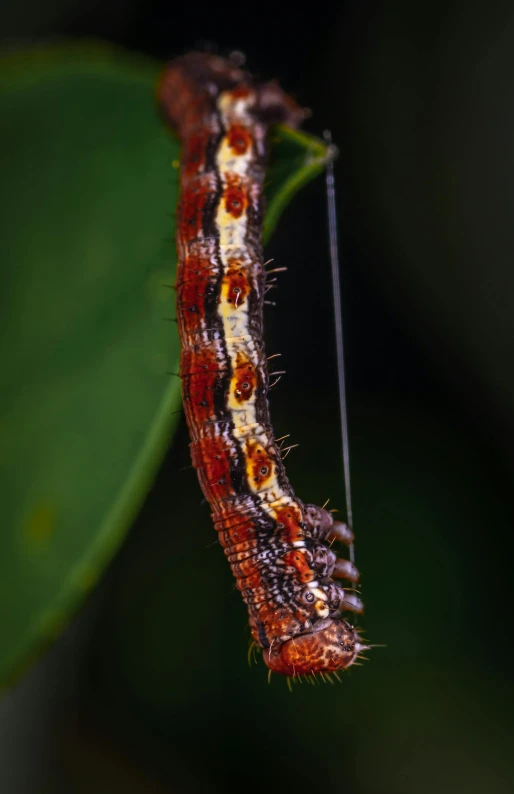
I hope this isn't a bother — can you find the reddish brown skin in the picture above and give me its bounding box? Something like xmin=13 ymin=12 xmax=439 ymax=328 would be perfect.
xmin=190 ymin=435 xmax=237 ymax=503
xmin=182 ymin=130 xmax=210 ymax=176
xmin=266 ymin=621 xmax=358 ymax=676
xmin=283 ymin=549 xmax=315 ymax=584
xmin=158 ymin=53 xmax=366 ymax=678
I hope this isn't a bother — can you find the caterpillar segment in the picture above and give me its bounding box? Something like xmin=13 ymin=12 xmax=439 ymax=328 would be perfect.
xmin=158 ymin=52 xmax=367 ymax=676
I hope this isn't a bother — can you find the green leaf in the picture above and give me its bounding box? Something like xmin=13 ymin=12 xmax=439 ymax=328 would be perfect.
xmin=0 ymin=43 xmax=331 ymax=687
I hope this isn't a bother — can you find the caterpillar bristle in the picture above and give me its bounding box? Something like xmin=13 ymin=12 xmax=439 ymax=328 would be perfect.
xmin=281 ymin=444 xmax=299 ymax=460
xmin=247 ymin=641 xmax=258 ymax=667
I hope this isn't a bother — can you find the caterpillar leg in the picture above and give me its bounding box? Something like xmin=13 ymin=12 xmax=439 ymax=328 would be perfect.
xmin=311 ymin=547 xmax=359 ymax=583
xmin=303 ymin=504 xmax=354 ymax=546
xmin=332 ymin=557 xmax=359 ymax=582
xmin=329 ymin=520 xmax=354 ymax=546
xmin=341 ymin=592 xmax=364 ymax=614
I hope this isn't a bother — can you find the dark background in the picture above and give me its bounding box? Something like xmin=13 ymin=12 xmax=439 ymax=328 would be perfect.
xmin=1 ymin=1 xmax=514 ymax=792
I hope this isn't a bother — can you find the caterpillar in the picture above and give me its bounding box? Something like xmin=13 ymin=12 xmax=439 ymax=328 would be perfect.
xmin=158 ymin=52 xmax=368 ymax=677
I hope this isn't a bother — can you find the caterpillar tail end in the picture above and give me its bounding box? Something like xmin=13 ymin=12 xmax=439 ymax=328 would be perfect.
xmin=263 ymin=619 xmax=369 ymax=677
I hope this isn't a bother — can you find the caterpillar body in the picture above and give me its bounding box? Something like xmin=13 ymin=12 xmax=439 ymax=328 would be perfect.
xmin=158 ymin=52 xmax=367 ymax=676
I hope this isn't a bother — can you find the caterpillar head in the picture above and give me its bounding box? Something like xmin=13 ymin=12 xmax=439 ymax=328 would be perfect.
xmin=263 ymin=618 xmax=367 ymax=676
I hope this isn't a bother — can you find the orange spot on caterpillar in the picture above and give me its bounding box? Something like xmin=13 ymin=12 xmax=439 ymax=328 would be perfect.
xmin=223 ymin=262 xmax=251 ymax=307
xmin=227 ymin=124 xmax=251 ymax=155
xmin=283 ymin=549 xmax=315 ymax=583
xmin=232 ymin=354 xmax=257 ymax=403
xmin=275 ymin=504 xmax=304 ymax=543
xmin=229 ymin=84 xmax=252 ymax=100
xmin=245 ymin=439 xmax=274 ymax=487
xmin=224 ymin=173 xmax=247 ymax=218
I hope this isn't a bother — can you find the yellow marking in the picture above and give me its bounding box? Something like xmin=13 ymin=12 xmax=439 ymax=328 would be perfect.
xmin=231 ymin=421 xmax=271 ymax=442
xmin=224 ymin=336 xmax=258 ymax=427
xmin=22 ymin=503 xmax=57 ymax=549
xmin=218 ymin=92 xmax=253 ymax=124
xmin=232 ymin=422 xmax=262 ymax=439
xmin=227 ymin=388 xmax=254 ymax=426
xmin=217 ymin=211 xmax=247 ymax=248
xmin=215 ymin=95 xmax=291 ymax=506
xmin=222 ymin=335 xmax=259 ymax=353
xmin=257 ymin=496 xmax=296 ymax=522
xmin=314 ymin=601 xmax=330 ymax=619
xmin=219 ymin=281 xmax=249 ymax=338
xmin=264 ymin=496 xmax=295 ymax=509
xmin=245 ymin=461 xmax=279 ymax=496
xmin=217 ymin=132 xmax=253 ymax=177
xmin=215 ymin=173 xmax=248 ymax=247
xmin=247 ymin=474 xmax=281 ymax=497
xmin=255 ymin=488 xmax=283 ymax=503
